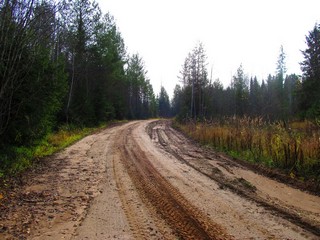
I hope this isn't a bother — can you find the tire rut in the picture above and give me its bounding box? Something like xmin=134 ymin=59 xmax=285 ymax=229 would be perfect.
xmin=151 ymin=120 xmax=320 ymax=238
xmin=110 ymin=122 xmax=175 ymax=240
xmin=117 ymin=123 xmax=232 ymax=240
xmin=112 ymin=156 xmax=150 ymax=239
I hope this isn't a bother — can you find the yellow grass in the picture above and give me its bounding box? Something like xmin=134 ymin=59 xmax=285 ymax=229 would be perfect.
xmin=176 ymin=117 xmax=320 ymax=181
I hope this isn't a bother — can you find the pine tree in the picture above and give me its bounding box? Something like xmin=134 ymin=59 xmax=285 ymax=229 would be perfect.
xmin=300 ymin=24 xmax=320 ymax=118
xmin=62 ymin=0 xmax=102 ymax=124
xmin=249 ymin=76 xmax=261 ymax=116
xmin=284 ymin=74 xmax=300 ymax=117
xmin=276 ymin=45 xmax=287 ymax=83
xmin=171 ymin=85 xmax=183 ymax=117
xmin=178 ymin=43 xmax=208 ymax=119
xmin=89 ymin=13 xmax=127 ymax=121
xmin=158 ymin=86 xmax=171 ymax=118
xmin=126 ymin=54 xmax=155 ymax=119
xmin=0 ymin=0 xmax=67 ymax=145
xmin=232 ymin=64 xmax=249 ymax=116
xmin=274 ymin=45 xmax=287 ymax=119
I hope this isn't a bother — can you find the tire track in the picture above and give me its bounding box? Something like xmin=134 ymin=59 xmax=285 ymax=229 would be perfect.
xmin=117 ymin=123 xmax=232 ymax=240
xmin=112 ymin=155 xmax=149 ymax=239
xmin=152 ymin=120 xmax=320 ymax=238
xmin=111 ymin=122 xmax=174 ymax=240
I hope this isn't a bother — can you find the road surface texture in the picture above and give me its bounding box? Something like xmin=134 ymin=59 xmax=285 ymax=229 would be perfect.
xmin=0 ymin=120 xmax=319 ymax=239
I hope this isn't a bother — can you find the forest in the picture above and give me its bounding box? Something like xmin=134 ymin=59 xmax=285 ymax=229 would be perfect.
xmin=171 ymin=42 xmax=320 ymax=121
xmin=0 ymin=0 xmax=319 ymax=181
xmin=171 ymin=31 xmax=320 ymax=182
xmin=0 ymin=0 xmax=158 ymax=174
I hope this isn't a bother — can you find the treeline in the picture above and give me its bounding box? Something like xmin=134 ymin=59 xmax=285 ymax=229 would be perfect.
xmin=0 ymin=0 xmax=157 ymax=149
xmin=172 ymin=25 xmax=320 ymax=122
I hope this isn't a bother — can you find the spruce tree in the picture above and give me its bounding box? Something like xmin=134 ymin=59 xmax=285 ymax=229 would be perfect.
xmin=158 ymin=87 xmax=171 ymax=118
xmin=300 ymin=24 xmax=320 ymax=118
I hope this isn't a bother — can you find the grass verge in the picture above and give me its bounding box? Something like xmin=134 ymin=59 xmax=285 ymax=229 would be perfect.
xmin=0 ymin=123 xmax=110 ymax=179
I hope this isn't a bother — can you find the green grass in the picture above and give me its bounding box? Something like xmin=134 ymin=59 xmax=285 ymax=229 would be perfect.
xmin=0 ymin=123 xmax=108 ymax=178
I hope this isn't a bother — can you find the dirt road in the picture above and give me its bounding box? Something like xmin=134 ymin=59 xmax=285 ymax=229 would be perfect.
xmin=1 ymin=120 xmax=320 ymax=239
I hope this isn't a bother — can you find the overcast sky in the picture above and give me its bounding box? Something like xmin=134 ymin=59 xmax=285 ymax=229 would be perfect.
xmin=97 ymin=0 xmax=320 ymax=97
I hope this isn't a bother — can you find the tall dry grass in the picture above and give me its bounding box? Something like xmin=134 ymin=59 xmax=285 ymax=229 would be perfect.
xmin=176 ymin=117 xmax=320 ymax=181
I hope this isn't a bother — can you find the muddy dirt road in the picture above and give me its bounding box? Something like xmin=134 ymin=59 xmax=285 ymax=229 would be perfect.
xmin=1 ymin=120 xmax=320 ymax=239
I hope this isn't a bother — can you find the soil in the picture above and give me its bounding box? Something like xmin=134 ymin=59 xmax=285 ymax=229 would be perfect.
xmin=0 ymin=120 xmax=319 ymax=239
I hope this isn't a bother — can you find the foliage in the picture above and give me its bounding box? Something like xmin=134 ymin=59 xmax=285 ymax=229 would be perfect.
xmin=176 ymin=118 xmax=320 ymax=182
xmin=232 ymin=64 xmax=249 ymax=116
xmin=126 ymin=54 xmax=157 ymax=119
xmin=179 ymin=42 xmax=208 ymax=119
xmin=300 ymin=24 xmax=320 ymax=119
xmin=173 ymin=35 xmax=320 ymax=185
xmin=175 ymin=44 xmax=305 ymax=121
xmin=0 ymin=0 xmax=157 ymax=175
xmin=1 ymin=0 xmax=319 ymax=180
xmin=158 ymin=86 xmax=171 ymax=118
xmin=0 ymin=0 xmax=67 ymax=145
xmin=171 ymin=84 xmax=183 ymax=117
xmin=0 ymin=124 xmax=101 ymax=177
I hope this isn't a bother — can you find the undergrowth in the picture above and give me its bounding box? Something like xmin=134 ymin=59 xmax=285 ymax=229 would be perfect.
xmin=175 ymin=117 xmax=320 ymax=183
xmin=0 ymin=123 xmax=107 ymax=178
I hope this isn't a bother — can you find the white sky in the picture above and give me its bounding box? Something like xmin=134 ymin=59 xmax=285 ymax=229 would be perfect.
xmin=97 ymin=0 xmax=320 ymax=97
